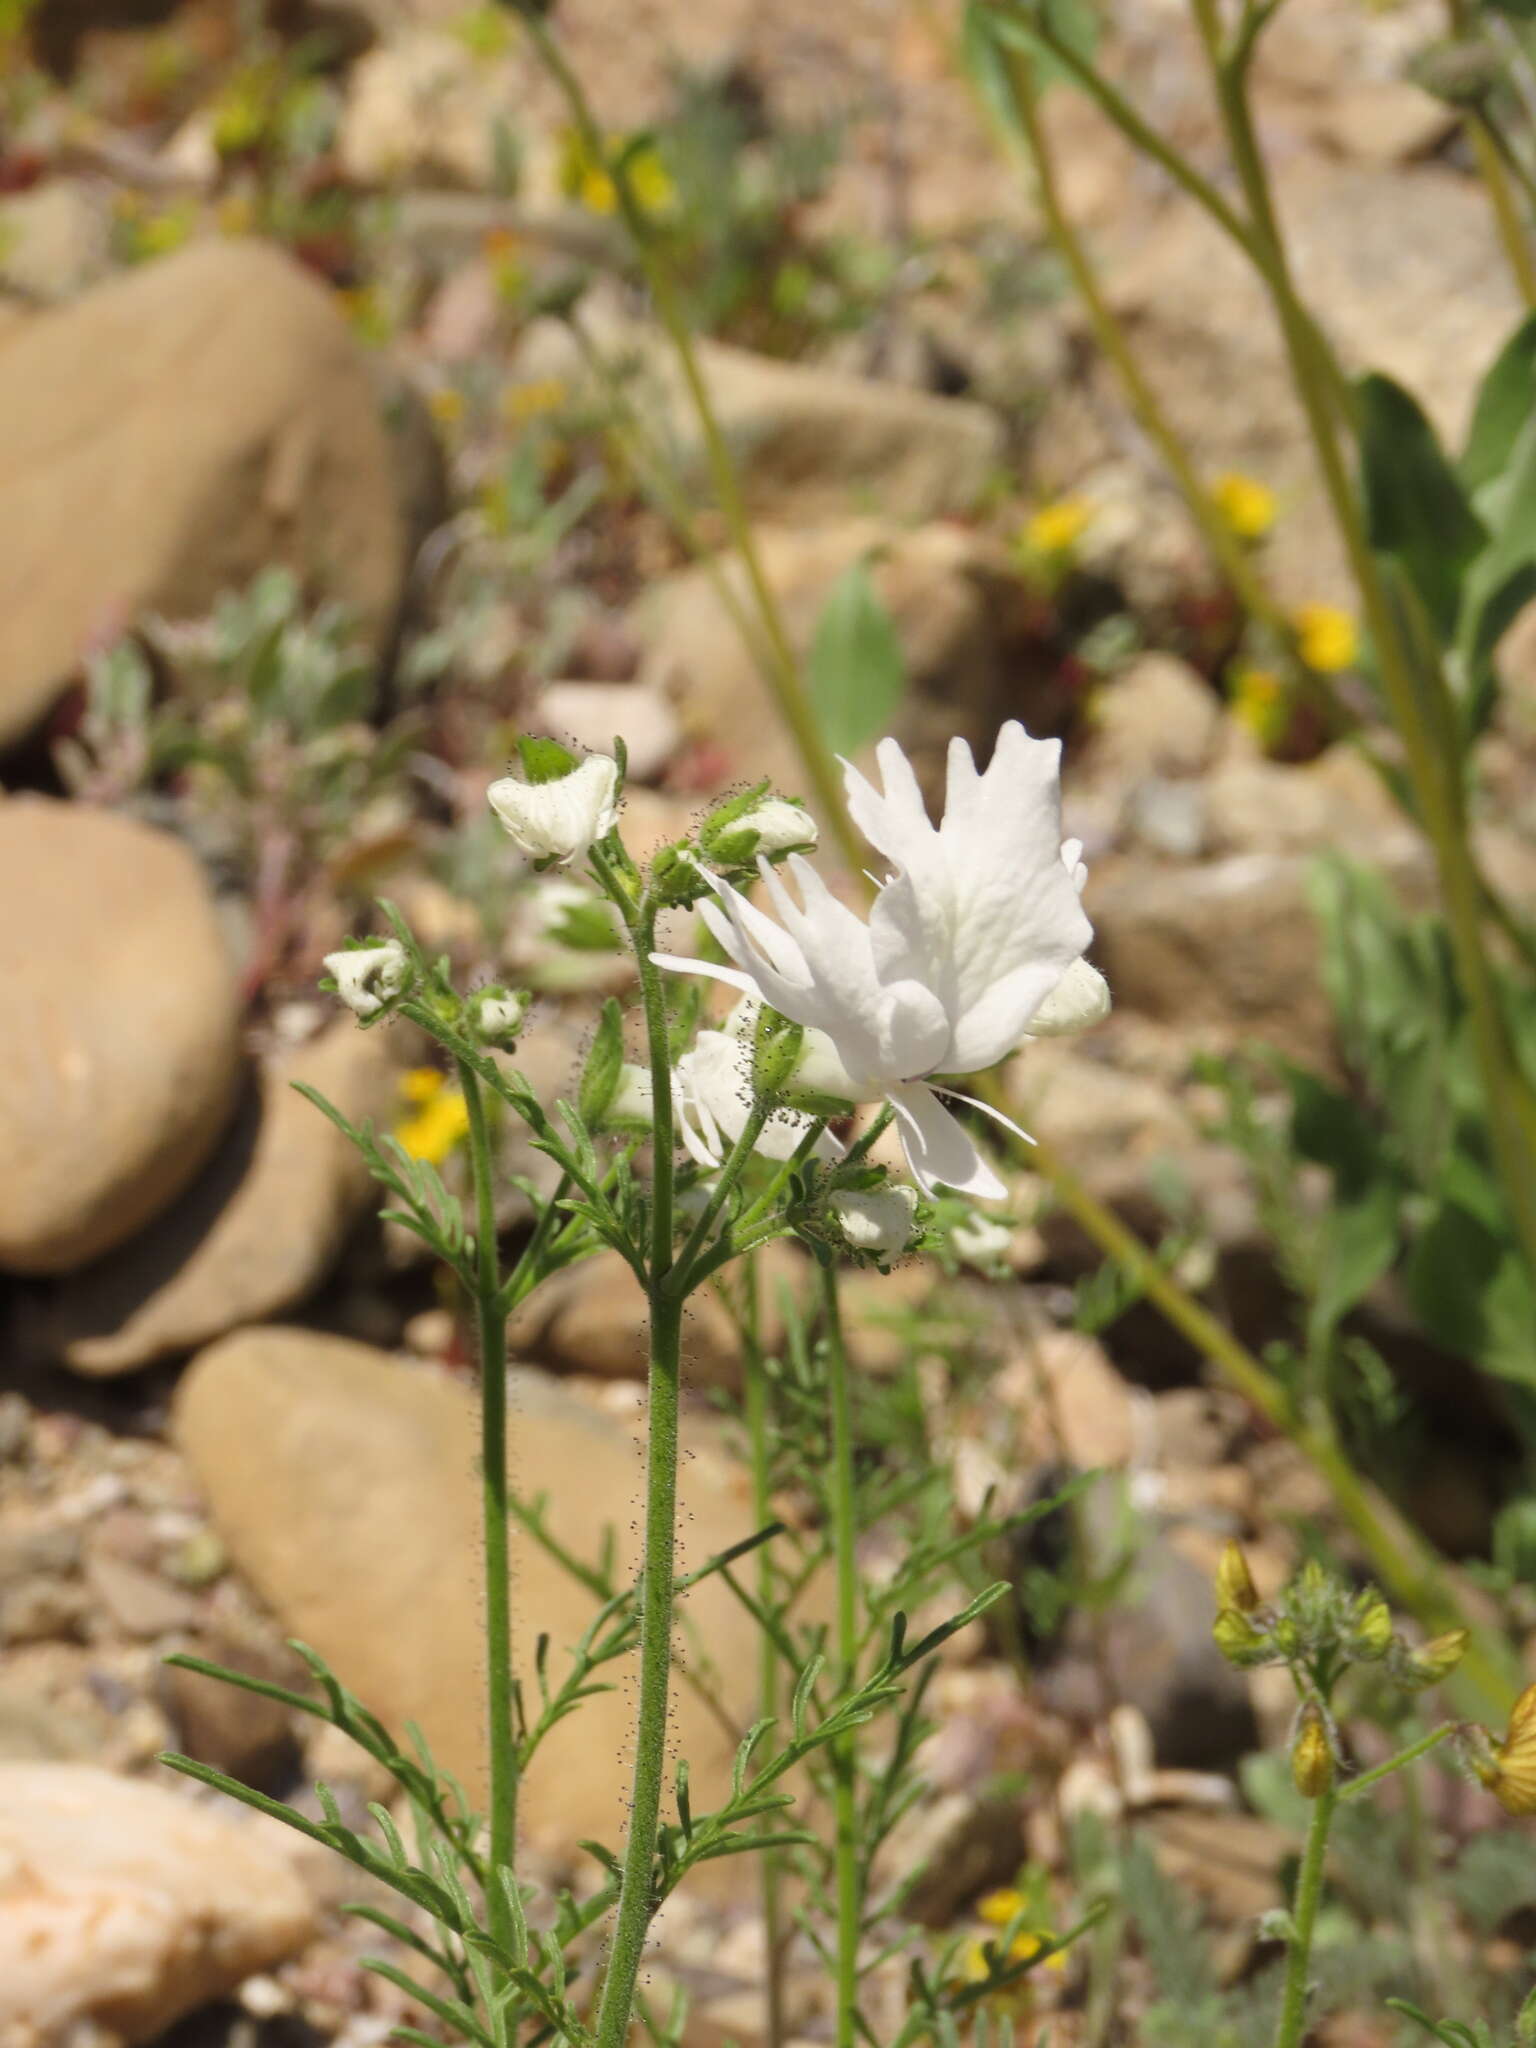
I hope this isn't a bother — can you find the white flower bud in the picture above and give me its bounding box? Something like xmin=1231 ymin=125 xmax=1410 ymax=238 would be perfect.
xmin=724 ymin=996 xmax=865 ymax=1110
xmin=470 ymin=988 xmax=528 ymax=1047
xmin=609 ymin=1063 xmax=655 ymax=1129
xmin=832 ymin=1185 xmax=919 ymax=1259
xmin=950 ymin=1213 xmax=1013 ymax=1268
xmin=1026 ymin=957 xmax=1111 ymax=1037
xmin=323 ymin=939 xmax=410 ymax=1019
xmin=488 ymin=752 xmax=620 ymax=865
xmin=731 ymin=799 xmax=818 ymax=856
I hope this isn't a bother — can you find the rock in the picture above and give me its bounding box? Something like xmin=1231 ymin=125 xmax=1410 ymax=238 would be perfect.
xmin=42 ymin=1021 xmax=398 ymax=1375
xmin=1002 ymin=1331 xmax=1140 ymax=1472
xmin=0 ymin=179 xmax=111 ymax=304
xmin=174 ymin=1329 xmax=783 ymax=1862
xmin=0 ymin=799 xmax=243 ymax=1277
xmin=535 ymin=680 xmax=681 ymax=784
xmin=639 ymin=520 xmax=1068 ymax=804
xmin=1083 ymin=655 xmax=1222 ymax=782
xmin=0 ymin=239 xmax=405 ymax=750
xmin=1310 ymin=81 xmax=1456 ymax=167
xmin=0 ymin=1762 xmax=316 ymax=2046
xmin=1201 ymin=739 xmax=1406 ymax=857
xmin=1086 ymin=840 xmax=1423 ymax=1065
xmin=875 ymin=1789 xmax=1024 ymax=1927
xmin=160 ymin=1641 xmax=301 ymax=1795
xmin=512 ymin=318 xmax=1004 ymax=525
xmin=0 ymin=1577 xmax=89 ymax=1647
xmin=339 ymin=29 xmax=520 ymax=189
xmin=83 ymin=1552 xmax=198 ymax=1640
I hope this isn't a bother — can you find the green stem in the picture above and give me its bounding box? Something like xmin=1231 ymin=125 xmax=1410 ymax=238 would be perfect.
xmin=998 ymin=48 xmax=1288 ymax=634
xmin=521 ymin=12 xmax=866 ymax=877
xmin=1273 ymin=1785 xmax=1335 ymax=2048
xmin=744 ymin=1260 xmax=788 ymax=2048
xmin=455 ymin=1057 xmax=517 ymax=1949
xmin=1192 ymin=5 xmax=1536 ymax=1286
xmin=820 ymin=1260 xmax=861 ymax=2048
xmin=592 ymin=909 xmax=685 ymax=2048
xmin=1339 ymin=1722 xmax=1455 ymax=1803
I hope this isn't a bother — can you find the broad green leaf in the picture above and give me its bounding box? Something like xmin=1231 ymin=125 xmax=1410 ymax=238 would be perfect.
xmin=1458 ymin=408 xmax=1536 ymax=699
xmin=1357 ymin=373 xmax=1486 ymax=643
xmin=806 ymin=558 xmax=906 ymax=757
xmin=1459 ymin=309 xmax=1536 ymax=498
xmin=1404 ymin=1199 xmax=1536 ymax=1386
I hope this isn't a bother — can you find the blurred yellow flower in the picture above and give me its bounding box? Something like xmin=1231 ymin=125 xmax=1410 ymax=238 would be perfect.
xmin=428 ymin=386 xmax=467 ymax=428
xmin=1024 ymin=497 xmax=1092 ymax=557
xmin=394 ymin=1069 xmax=471 ymax=1165
xmin=558 ymin=127 xmax=675 ymax=218
xmin=1230 ymin=664 xmax=1289 ymax=747
xmin=1294 ymin=602 xmax=1358 ymax=673
xmin=502 ymin=377 xmax=569 ymax=427
xmin=1212 ymin=470 xmax=1276 ymax=540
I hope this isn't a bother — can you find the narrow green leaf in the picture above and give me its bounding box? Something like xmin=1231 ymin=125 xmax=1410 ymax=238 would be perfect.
xmin=1357 ymin=373 xmax=1485 ymax=643
xmin=1460 ymin=310 xmax=1536 ymax=497
xmin=806 ymin=559 xmax=906 ymax=758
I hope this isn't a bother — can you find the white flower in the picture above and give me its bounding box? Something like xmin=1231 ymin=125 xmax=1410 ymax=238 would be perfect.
xmin=672 ymin=1029 xmax=840 ymax=1171
xmin=488 ymin=752 xmax=619 ymax=865
xmin=609 ymin=1062 xmax=656 ymax=1129
xmin=722 ymin=995 xmax=862 ymax=1110
xmin=730 ymin=799 xmax=818 ymax=856
xmin=950 ymin=1212 xmax=1013 ymax=1269
xmin=470 ymin=988 xmax=528 ymax=1046
xmin=654 ymin=723 xmax=1099 ymax=1199
xmin=832 ymin=1185 xmax=919 ymax=1259
xmin=1025 ymin=956 xmax=1111 ymax=1036
xmin=324 ymin=939 xmax=410 ymax=1019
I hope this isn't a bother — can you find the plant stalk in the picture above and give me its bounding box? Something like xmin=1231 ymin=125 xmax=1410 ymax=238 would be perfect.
xmin=820 ymin=1260 xmax=862 ymax=2048
xmin=456 ymin=1057 xmax=518 ymax=1948
xmin=592 ymin=909 xmax=685 ymax=2048
xmin=744 ymin=1259 xmax=788 ymax=2048
xmin=1273 ymin=1784 xmax=1335 ymax=2048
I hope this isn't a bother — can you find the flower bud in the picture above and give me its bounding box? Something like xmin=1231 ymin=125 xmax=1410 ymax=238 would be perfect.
xmin=707 ymin=798 xmax=818 ymax=866
xmin=1397 ymin=1628 xmax=1469 ymax=1692
xmin=1026 ymin=957 xmax=1112 ymax=1038
xmin=724 ymin=997 xmax=864 ymax=1114
xmin=1292 ymin=1706 xmax=1334 ymax=1798
xmin=323 ymin=938 xmax=411 ymax=1020
xmin=831 ymin=1185 xmax=919 ymax=1261
xmin=1350 ymin=1595 xmax=1394 ymax=1662
xmin=1212 ymin=1605 xmax=1272 ymax=1667
xmin=950 ymin=1213 xmax=1013 ymax=1270
xmin=1216 ymin=1542 xmax=1260 ymax=1616
xmin=469 ymin=986 xmax=528 ymax=1048
xmin=488 ymin=743 xmax=620 ymax=865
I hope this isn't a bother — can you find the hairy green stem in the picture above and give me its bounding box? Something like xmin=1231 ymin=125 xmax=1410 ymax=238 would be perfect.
xmin=1339 ymin=1722 xmax=1455 ymax=1802
xmin=998 ymin=47 xmax=1288 ymax=634
xmin=820 ymin=1260 xmax=862 ymax=2048
xmin=592 ymin=908 xmax=684 ymax=2048
xmin=456 ymin=1057 xmax=517 ymax=1948
xmin=744 ymin=1260 xmax=788 ymax=2048
xmin=1273 ymin=1785 xmax=1335 ymax=2048
xmin=520 ymin=11 xmax=866 ymax=876
xmin=1188 ymin=2 xmax=1536 ymax=1285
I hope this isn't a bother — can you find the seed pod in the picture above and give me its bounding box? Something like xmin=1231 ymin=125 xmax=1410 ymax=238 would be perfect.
xmin=1292 ymin=1706 xmax=1334 ymax=1799
xmin=1216 ymin=1542 xmax=1259 ymax=1615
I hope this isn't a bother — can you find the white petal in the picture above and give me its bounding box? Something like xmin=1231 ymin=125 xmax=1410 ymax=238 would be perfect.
xmin=840 ymin=736 xmax=937 ymax=872
xmin=488 ymin=754 xmax=619 ymax=863
xmin=832 ymin=1185 xmax=919 ymax=1257
xmin=649 ymin=948 xmax=766 ymax=1003
xmin=1026 ymin=958 xmax=1111 ymax=1037
xmin=886 ymin=1081 xmax=1007 ymax=1200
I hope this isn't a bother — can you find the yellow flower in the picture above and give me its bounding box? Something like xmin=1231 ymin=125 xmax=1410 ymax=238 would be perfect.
xmin=1294 ymin=602 xmax=1359 ymax=673
xmin=1024 ymin=497 xmax=1092 ymax=557
xmin=502 ymin=376 xmax=569 ymax=427
xmin=627 ymin=146 xmax=676 ymax=217
xmin=559 ymin=126 xmax=676 ymax=219
xmin=394 ymin=1069 xmax=472 ymax=1165
xmin=1230 ymin=664 xmax=1289 ymax=747
xmin=1212 ymin=470 xmax=1277 ymax=541
xmin=428 ymin=386 xmax=466 ymax=428
xmin=1480 ymin=1681 xmax=1536 ymax=1815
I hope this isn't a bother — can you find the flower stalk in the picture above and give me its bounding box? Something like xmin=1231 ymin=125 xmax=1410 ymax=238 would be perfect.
xmin=1274 ymin=1782 xmax=1336 ymax=2048
xmin=820 ymin=1258 xmax=862 ymax=2048
xmin=455 ymin=1055 xmax=518 ymax=1949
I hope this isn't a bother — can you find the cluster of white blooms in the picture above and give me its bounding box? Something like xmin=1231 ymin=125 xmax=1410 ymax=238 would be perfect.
xmin=656 ymin=722 xmax=1108 ymax=1200
xmin=326 ymin=725 xmax=1106 ymax=1233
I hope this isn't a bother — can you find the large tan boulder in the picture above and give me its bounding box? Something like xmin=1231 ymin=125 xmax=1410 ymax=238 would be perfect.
xmin=0 ymin=1763 xmax=316 ymax=2048
xmin=0 ymin=238 xmax=405 ymax=749
xmin=40 ymin=1021 xmax=398 ymax=1374
xmin=174 ymin=1330 xmax=789 ymax=1865
xmin=0 ymin=799 xmax=243 ymax=1276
